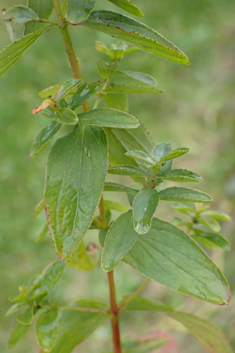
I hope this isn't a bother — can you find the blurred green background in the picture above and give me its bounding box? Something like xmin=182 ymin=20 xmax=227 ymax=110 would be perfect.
xmin=0 ymin=0 xmax=235 ymax=352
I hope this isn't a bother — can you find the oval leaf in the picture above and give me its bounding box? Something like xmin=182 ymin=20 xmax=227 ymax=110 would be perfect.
xmin=192 ymin=233 xmax=230 ymax=251
xmin=36 ymin=307 xmax=58 ymax=352
xmin=38 ymin=84 xmax=60 ymax=98
xmin=43 ymin=108 xmax=78 ymax=125
xmin=35 ymin=222 xmax=48 ymax=242
xmin=67 ymin=241 xmax=98 ymax=271
xmin=69 ymin=82 xmax=101 ymax=110
xmin=5 ymin=302 xmax=26 ymax=317
xmin=97 ymin=61 xmax=119 ymax=80
xmin=66 ymin=0 xmax=96 ymax=24
xmin=33 ymin=199 xmax=44 ymax=217
xmin=9 ymin=323 xmax=30 ymax=348
xmin=157 ymin=169 xmax=202 ymax=182
xmin=104 ymin=84 xmax=162 ymax=94
xmin=107 ymin=0 xmax=143 ymax=17
xmin=108 ymin=165 xmax=151 ymax=177
xmin=55 ymin=79 xmax=81 ymax=101
xmin=159 ymin=147 xmax=189 ymax=163
xmin=45 ymin=125 xmax=108 ymax=260
xmin=159 ymin=187 xmax=213 ymax=203
xmin=123 ymin=218 xmax=230 ymax=304
xmin=17 ymin=306 xmax=34 ymax=325
xmin=25 ymin=0 xmax=54 ymax=34
xmin=200 ymin=210 xmax=231 ymax=221
xmin=104 ymin=182 xmax=139 ymax=194
xmin=3 ymin=5 xmax=38 ymax=24
xmin=117 ymin=71 xmax=157 ymax=86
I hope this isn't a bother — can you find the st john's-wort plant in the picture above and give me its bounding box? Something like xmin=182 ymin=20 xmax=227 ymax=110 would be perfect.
xmin=1 ymin=0 xmax=234 ymax=352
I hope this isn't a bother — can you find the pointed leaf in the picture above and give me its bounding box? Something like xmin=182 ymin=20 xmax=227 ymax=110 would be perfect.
xmin=82 ymin=11 xmax=189 ymax=65
xmin=104 ymin=93 xmax=128 ymax=111
xmin=102 ymin=210 xmax=138 ymax=271
xmin=9 ymin=323 xmax=30 ymax=348
xmin=45 ymin=125 xmax=108 ymax=260
xmin=104 ymin=84 xmax=162 ymax=94
xmin=36 ymin=222 xmax=48 ymax=242
xmin=38 ymin=84 xmax=60 ymax=99
xmin=0 ymin=26 xmax=52 ymax=78
xmin=25 ymin=0 xmax=54 ymax=34
xmin=192 ymin=233 xmax=230 ymax=251
xmin=171 ymin=202 xmax=196 ymax=215
xmin=97 ymin=61 xmax=119 ymax=80
xmin=125 ymin=150 xmax=155 ymax=167
xmin=108 ymin=165 xmax=151 ymax=177
xmin=30 ymin=121 xmax=62 ymax=158
xmin=159 ymin=147 xmax=189 ymax=163
xmin=157 ymin=169 xmax=202 ymax=182
xmin=17 ymin=306 xmax=34 ymax=325
xmin=200 ymin=210 xmax=231 ymax=221
xmin=66 ymin=0 xmax=96 ymax=24
xmin=168 ymin=312 xmax=235 ymax=353
xmin=159 ymin=187 xmax=213 ymax=203
xmin=119 ymin=296 xmax=174 ymax=312
xmin=5 ymin=302 xmax=26 ymax=317
xmin=151 ymin=143 xmax=171 ymax=162
xmin=67 ymin=241 xmax=98 ymax=271
xmin=3 ymin=6 xmax=38 ymax=24
xmin=117 ymin=71 xmax=157 ymax=86
xmin=33 ymin=199 xmax=44 ymax=217
xmin=104 ymin=200 xmax=128 ymax=212
xmin=133 ymin=188 xmax=159 ymax=234
xmin=107 ymin=0 xmax=143 ymax=17
xmin=123 ymin=218 xmax=230 ymax=304
xmin=104 ymin=182 xmax=139 ymax=194
xmin=198 ymin=217 xmax=221 ymax=232
xmin=69 ymin=82 xmax=102 ymax=110
xmin=36 ymin=307 xmax=58 ymax=352
xmin=43 ymin=108 xmax=78 ymax=125
xmin=55 ymin=79 xmax=81 ymax=101
xmin=77 ymin=108 xmax=139 ymax=128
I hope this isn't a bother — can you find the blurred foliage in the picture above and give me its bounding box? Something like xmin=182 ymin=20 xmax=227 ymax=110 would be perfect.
xmin=0 ymin=0 xmax=234 ymax=352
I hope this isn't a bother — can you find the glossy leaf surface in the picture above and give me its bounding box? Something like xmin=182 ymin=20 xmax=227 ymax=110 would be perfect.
xmin=36 ymin=307 xmax=58 ymax=352
xmin=45 ymin=125 xmax=107 ymax=260
xmin=133 ymin=188 xmax=159 ymax=234
xmin=117 ymin=71 xmax=157 ymax=86
xmin=0 ymin=26 xmax=52 ymax=78
xmin=55 ymin=79 xmax=81 ymax=101
xmin=9 ymin=323 xmax=30 ymax=348
xmin=104 ymin=84 xmax=162 ymax=94
xmin=168 ymin=312 xmax=235 ymax=353
xmin=69 ymin=82 xmax=101 ymax=110
xmin=77 ymin=108 xmax=139 ymax=128
xmin=102 ymin=210 xmax=138 ymax=271
xmin=83 ymin=11 xmax=189 ymax=65
xmin=3 ymin=6 xmax=38 ymax=24
xmin=108 ymin=165 xmax=151 ymax=177
xmin=120 ymin=296 xmax=174 ymax=312
xmin=107 ymin=0 xmax=143 ymax=17
xmin=30 ymin=121 xmax=62 ymax=158
xmin=67 ymin=241 xmax=98 ymax=271
xmin=157 ymin=169 xmax=202 ymax=182
xmin=123 ymin=218 xmax=230 ymax=304
xmin=104 ymin=182 xmax=139 ymax=194
xmin=159 ymin=187 xmax=213 ymax=203
xmin=25 ymin=0 xmax=54 ymax=33
xmin=66 ymin=0 xmax=96 ymax=24
xmin=17 ymin=306 xmax=33 ymax=325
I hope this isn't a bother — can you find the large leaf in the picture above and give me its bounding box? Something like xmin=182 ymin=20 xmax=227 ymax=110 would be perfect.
xmin=102 ymin=210 xmax=138 ymax=271
xmin=107 ymin=0 xmax=143 ymax=17
xmin=25 ymin=0 xmax=54 ymax=33
xmin=117 ymin=71 xmax=157 ymax=86
xmin=77 ymin=108 xmax=140 ymax=128
xmin=66 ymin=0 xmax=96 ymax=24
xmin=82 ymin=11 xmax=189 ymax=65
xmin=133 ymin=188 xmax=159 ymax=234
xmin=30 ymin=121 xmax=62 ymax=158
xmin=159 ymin=187 xmax=213 ymax=203
xmin=119 ymin=296 xmax=174 ymax=312
xmin=9 ymin=323 xmax=30 ymax=348
xmin=0 ymin=26 xmax=53 ymax=78
xmin=36 ymin=307 xmax=59 ymax=352
xmin=168 ymin=312 xmax=235 ymax=353
xmin=45 ymin=125 xmax=108 ymax=260
xmin=50 ymin=301 xmax=110 ymax=353
xmin=104 ymin=84 xmax=162 ymax=94
xmin=123 ymin=218 xmax=230 ymax=304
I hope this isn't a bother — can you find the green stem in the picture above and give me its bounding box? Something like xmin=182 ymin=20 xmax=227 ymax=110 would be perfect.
xmin=93 ymin=80 xmax=109 ymax=109
xmin=118 ymin=279 xmax=151 ymax=312
xmin=108 ymin=271 xmax=122 ymax=353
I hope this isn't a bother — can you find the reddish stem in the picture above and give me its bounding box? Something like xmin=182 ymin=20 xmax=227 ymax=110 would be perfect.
xmin=108 ymin=271 xmax=122 ymax=353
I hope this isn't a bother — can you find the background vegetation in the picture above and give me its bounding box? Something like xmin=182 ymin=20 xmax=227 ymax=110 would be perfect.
xmin=0 ymin=0 xmax=234 ymax=352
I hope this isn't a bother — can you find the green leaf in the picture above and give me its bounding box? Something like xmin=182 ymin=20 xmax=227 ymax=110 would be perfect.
xmin=83 ymin=11 xmax=189 ymax=65
xmin=104 ymin=182 xmax=139 ymax=194
xmin=99 ymin=230 xmax=107 ymax=247
xmin=133 ymin=188 xmax=159 ymax=234
xmin=117 ymin=71 xmax=157 ymax=86
xmin=77 ymin=108 xmax=140 ymax=128
xmin=157 ymin=169 xmax=202 ymax=182
xmin=25 ymin=0 xmax=54 ymax=34
xmin=9 ymin=293 xmax=28 ymax=303
xmin=66 ymin=0 xmax=96 ymax=24
xmin=0 ymin=26 xmax=52 ymax=78
xmin=45 ymin=125 xmax=108 ymax=260
xmin=36 ymin=307 xmax=58 ymax=352
xmin=107 ymin=0 xmax=143 ymax=17
xmin=55 ymin=79 xmax=81 ymax=101
xmin=43 ymin=108 xmax=78 ymax=125
xmin=200 ymin=210 xmax=231 ymax=221
xmin=123 ymin=339 xmax=169 ymax=353
xmin=67 ymin=241 xmax=98 ymax=271
xmin=9 ymin=322 xmax=30 ymax=348
xmin=3 ymin=6 xmax=38 ymax=24
xmin=102 ymin=210 xmax=138 ymax=271
xmin=125 ymin=150 xmax=155 ymax=166
xmin=108 ymin=165 xmax=151 ymax=177
xmin=151 ymin=143 xmax=171 ymax=162
xmin=198 ymin=217 xmax=221 ymax=232
xmin=38 ymin=84 xmax=61 ymax=99
xmin=30 ymin=121 xmax=62 ymax=159
xmin=123 ymin=218 xmax=230 ymax=304
xmin=168 ymin=312 xmax=235 ymax=353
xmin=159 ymin=147 xmax=189 ymax=163
xmin=171 ymin=201 xmax=196 ymax=215
xmin=17 ymin=306 xmax=34 ymax=325
xmin=33 ymin=199 xmax=44 ymax=217
xmin=69 ymin=82 xmax=102 ymax=110
xmin=97 ymin=61 xmax=119 ymax=80
xmin=119 ymin=296 xmax=174 ymax=312
xmin=159 ymin=187 xmax=213 ymax=203
xmin=50 ymin=301 xmax=110 ymax=353
xmin=35 ymin=222 xmax=48 ymax=242
xmin=5 ymin=302 xmax=26 ymax=317
xmin=104 ymin=84 xmax=162 ymax=94
xmin=192 ymin=233 xmax=230 ymax=251
xmin=104 ymin=93 xmax=128 ymax=111
xmin=104 ymin=200 xmax=128 ymax=212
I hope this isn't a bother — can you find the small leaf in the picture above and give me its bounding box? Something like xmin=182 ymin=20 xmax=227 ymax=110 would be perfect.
xmin=30 ymin=121 xmax=62 ymax=158
xmin=104 ymin=83 xmax=162 ymax=94
xmin=67 ymin=241 xmax=98 ymax=271
xmin=9 ymin=323 xmax=30 ymax=348
xmin=102 ymin=210 xmax=138 ymax=271
xmin=97 ymin=61 xmax=119 ymax=80
xmin=125 ymin=150 xmax=155 ymax=167
xmin=3 ymin=6 xmax=38 ymax=24
xmin=104 ymin=93 xmax=128 ymax=111
xmin=133 ymin=189 xmax=159 ymax=234
xmin=159 ymin=187 xmax=213 ymax=203
xmin=33 ymin=199 xmax=44 ymax=217
xmin=99 ymin=230 xmax=107 ymax=247
xmin=117 ymin=71 xmax=157 ymax=86
xmin=66 ymin=0 xmax=96 ymax=24
xmin=69 ymin=82 xmax=102 ymax=110
xmin=43 ymin=108 xmax=78 ymax=125
xmin=36 ymin=307 xmax=58 ymax=352
xmin=171 ymin=201 xmax=196 ymax=215
xmin=77 ymin=108 xmax=139 ymax=128
xmin=55 ymin=79 xmax=81 ymax=101
xmin=104 ymin=200 xmax=128 ymax=212
xmin=36 ymin=222 xmax=48 ymax=242
xmin=159 ymin=147 xmax=189 ymax=163
xmin=25 ymin=0 xmax=54 ymax=34
xmin=168 ymin=312 xmax=235 ymax=353
xmin=123 ymin=218 xmax=230 ymax=304
xmin=200 ymin=210 xmax=231 ymax=221
xmin=151 ymin=143 xmax=171 ymax=162
xmin=192 ymin=233 xmax=230 ymax=251
xmin=5 ymin=302 xmax=26 ymax=317
xmin=38 ymin=84 xmax=60 ymax=98
xmin=17 ymin=306 xmax=34 ymax=325
xmin=9 ymin=293 xmax=27 ymax=303
xmin=108 ymin=165 xmax=151 ymax=177
xmin=104 ymin=182 xmax=139 ymax=194
xmin=107 ymin=0 xmax=143 ymax=17
xmin=0 ymin=26 xmax=52 ymax=78
xmin=119 ymin=296 xmax=174 ymax=312
xmin=198 ymin=217 xmax=221 ymax=232
xmin=157 ymin=169 xmax=202 ymax=182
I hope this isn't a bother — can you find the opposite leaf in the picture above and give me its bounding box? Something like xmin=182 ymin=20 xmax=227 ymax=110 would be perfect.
xmin=36 ymin=307 xmax=58 ymax=352
xmin=159 ymin=187 xmax=213 ymax=203
xmin=117 ymin=71 xmax=157 ymax=86
xmin=66 ymin=0 xmax=96 ymax=24
xmin=45 ymin=125 xmax=108 ymax=260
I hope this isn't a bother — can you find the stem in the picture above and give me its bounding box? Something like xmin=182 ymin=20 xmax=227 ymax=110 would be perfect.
xmin=118 ymin=279 xmax=151 ymax=312
xmin=52 ymin=0 xmax=89 ymax=112
xmin=108 ymin=271 xmax=122 ymax=353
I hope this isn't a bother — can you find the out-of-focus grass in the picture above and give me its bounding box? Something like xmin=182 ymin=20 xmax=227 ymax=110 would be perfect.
xmin=0 ymin=0 xmax=235 ymax=352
